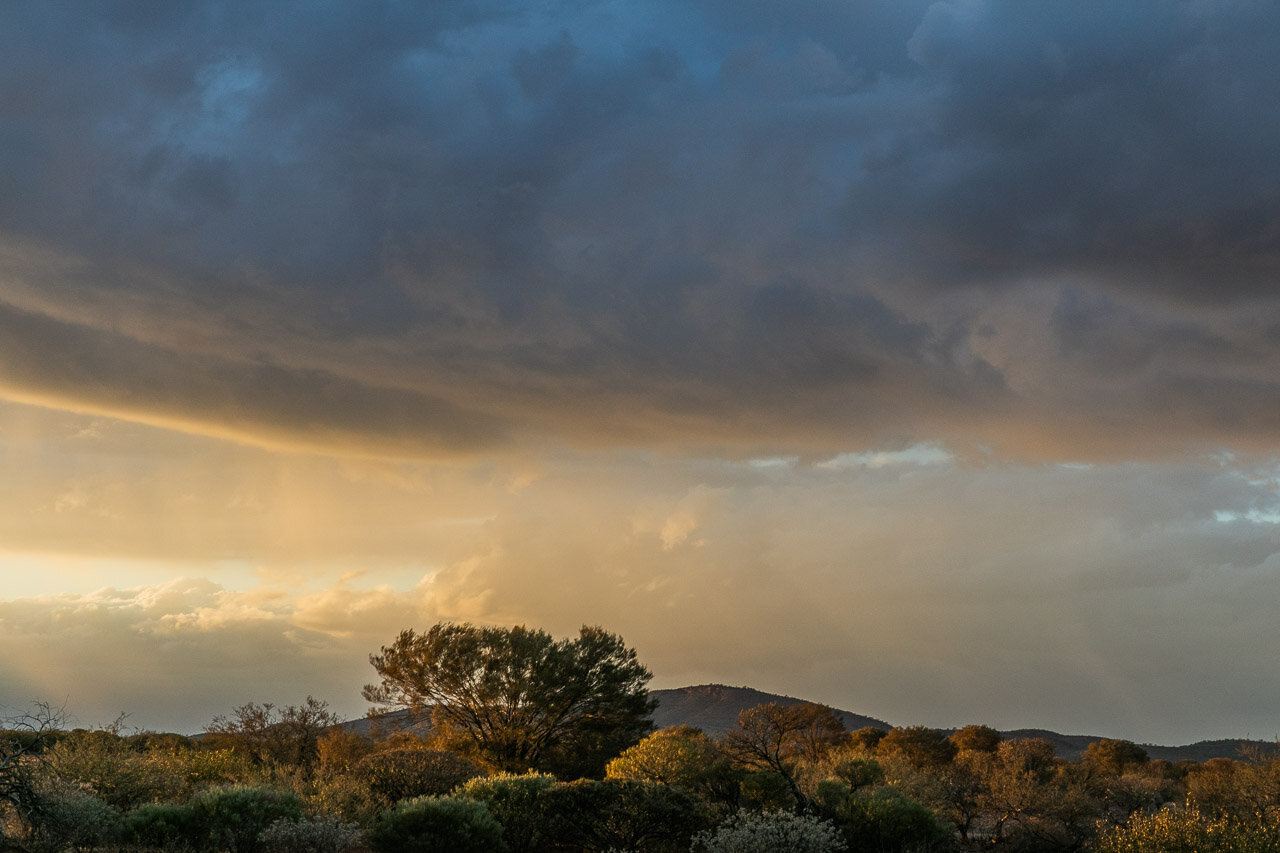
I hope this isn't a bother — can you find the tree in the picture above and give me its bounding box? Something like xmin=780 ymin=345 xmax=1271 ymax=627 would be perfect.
xmin=363 ymin=623 xmax=656 ymax=776
xmin=719 ymin=702 xmax=845 ymax=807
xmin=1083 ymin=738 xmax=1149 ymax=777
xmin=950 ymin=723 xmax=1002 ymax=754
xmin=606 ymin=726 xmax=740 ymax=810
xmin=847 ymin=726 xmax=887 ymax=753
xmin=204 ymin=696 xmax=340 ymax=774
xmin=0 ymin=702 xmax=66 ymax=825
xmin=876 ymin=726 xmax=957 ymax=770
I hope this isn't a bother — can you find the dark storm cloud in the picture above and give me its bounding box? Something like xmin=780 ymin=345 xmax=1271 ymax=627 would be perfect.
xmin=0 ymin=299 xmax=507 ymax=455
xmin=3 ymin=0 xmax=1280 ymax=457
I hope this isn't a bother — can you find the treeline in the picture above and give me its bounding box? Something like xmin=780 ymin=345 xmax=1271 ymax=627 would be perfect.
xmin=1 ymin=623 xmax=1278 ymax=852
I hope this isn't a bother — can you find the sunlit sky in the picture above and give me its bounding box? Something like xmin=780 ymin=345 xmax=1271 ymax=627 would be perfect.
xmin=4 ymin=0 xmax=1280 ymax=745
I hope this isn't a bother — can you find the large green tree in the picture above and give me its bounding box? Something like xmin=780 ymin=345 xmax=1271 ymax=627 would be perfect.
xmin=363 ymin=623 xmax=656 ymax=776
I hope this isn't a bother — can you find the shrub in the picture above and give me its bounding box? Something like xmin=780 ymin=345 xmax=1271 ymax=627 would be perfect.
xmin=123 ymin=800 xmax=203 ymax=851
xmin=457 ymin=772 xmax=557 ymax=853
xmin=366 ymin=795 xmax=506 ymax=853
xmin=310 ymin=772 xmax=380 ymax=826
xmin=1094 ymin=805 xmax=1280 ymax=853
xmin=23 ymin=786 xmax=121 ymax=853
xmin=814 ymin=782 xmax=951 ymax=853
xmin=355 ymin=747 xmax=483 ymax=807
xmin=191 ymin=785 xmax=304 ymax=853
xmin=690 ymin=809 xmax=843 ymax=853
xmin=43 ymin=727 xmax=170 ymax=810
xmin=258 ymin=815 xmax=362 ymax=853
xmin=737 ymin=771 xmax=795 ymax=812
xmin=540 ymin=778 xmax=704 ymax=853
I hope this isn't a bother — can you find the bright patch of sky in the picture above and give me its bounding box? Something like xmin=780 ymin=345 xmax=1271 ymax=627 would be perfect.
xmin=0 ymin=553 xmax=259 ymax=599
xmin=816 ymin=443 xmax=953 ymax=470
xmin=1214 ymin=509 xmax=1280 ymax=525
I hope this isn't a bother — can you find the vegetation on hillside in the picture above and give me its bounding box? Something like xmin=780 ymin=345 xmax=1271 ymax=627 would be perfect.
xmin=2 ymin=622 xmax=1279 ymax=852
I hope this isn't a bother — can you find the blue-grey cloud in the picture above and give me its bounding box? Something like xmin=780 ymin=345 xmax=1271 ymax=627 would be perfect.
xmin=3 ymin=0 xmax=1280 ymax=459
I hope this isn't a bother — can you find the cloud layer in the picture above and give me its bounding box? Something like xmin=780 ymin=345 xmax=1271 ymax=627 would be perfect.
xmin=3 ymin=1 xmax=1280 ymax=458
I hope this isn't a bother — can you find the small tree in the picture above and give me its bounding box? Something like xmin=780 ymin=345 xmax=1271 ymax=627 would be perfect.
xmin=877 ymin=726 xmax=957 ymax=770
xmin=950 ymin=724 xmax=1002 ymax=755
xmin=719 ymin=703 xmax=845 ymax=808
xmin=205 ymin=696 xmax=340 ymax=775
xmin=0 ymin=703 xmax=66 ymax=831
xmin=606 ymin=726 xmax=739 ymax=810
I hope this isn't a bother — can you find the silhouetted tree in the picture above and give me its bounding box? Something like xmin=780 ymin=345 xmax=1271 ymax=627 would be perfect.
xmin=719 ymin=702 xmax=845 ymax=808
xmin=204 ymin=696 xmax=339 ymax=773
xmin=364 ymin=623 xmax=655 ymax=776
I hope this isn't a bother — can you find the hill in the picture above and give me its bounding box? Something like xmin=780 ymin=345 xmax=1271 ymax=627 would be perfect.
xmin=650 ymin=684 xmax=891 ymax=735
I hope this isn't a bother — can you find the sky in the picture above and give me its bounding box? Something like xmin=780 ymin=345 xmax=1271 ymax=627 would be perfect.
xmin=3 ymin=0 xmax=1280 ymax=746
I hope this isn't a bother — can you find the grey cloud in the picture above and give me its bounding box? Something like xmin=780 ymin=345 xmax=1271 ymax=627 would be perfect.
xmin=3 ymin=1 xmax=1280 ymax=458
xmin=0 ymin=299 xmax=508 ymax=455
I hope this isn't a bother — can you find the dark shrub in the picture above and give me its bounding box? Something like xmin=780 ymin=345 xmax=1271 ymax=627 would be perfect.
xmin=366 ymin=796 xmax=506 ymax=853
xmin=191 ymin=785 xmax=303 ymax=853
xmin=356 ymin=747 xmax=483 ymax=807
xmin=541 ymin=778 xmax=705 ymax=853
xmin=124 ymin=801 xmax=203 ymax=851
xmin=815 ymin=781 xmax=951 ymax=853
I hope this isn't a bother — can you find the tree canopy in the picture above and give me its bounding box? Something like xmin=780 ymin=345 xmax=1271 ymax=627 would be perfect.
xmin=363 ymin=622 xmax=655 ymax=776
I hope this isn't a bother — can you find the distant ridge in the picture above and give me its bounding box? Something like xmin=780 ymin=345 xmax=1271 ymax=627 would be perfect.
xmin=650 ymin=684 xmax=892 ymax=736
xmin=342 ymin=685 xmax=1277 ymax=764
xmin=998 ymin=729 xmax=1280 ymax=763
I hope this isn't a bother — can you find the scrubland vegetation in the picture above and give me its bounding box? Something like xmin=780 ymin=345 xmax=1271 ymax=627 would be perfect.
xmin=2 ymin=623 xmax=1279 ymax=852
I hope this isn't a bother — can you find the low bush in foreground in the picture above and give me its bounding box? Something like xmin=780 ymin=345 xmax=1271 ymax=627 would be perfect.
xmin=365 ymin=795 xmax=505 ymax=853
xmin=690 ymin=809 xmax=844 ymax=853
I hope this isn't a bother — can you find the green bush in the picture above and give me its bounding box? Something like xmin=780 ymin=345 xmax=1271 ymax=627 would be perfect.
xmin=257 ymin=815 xmax=363 ymax=853
xmin=24 ymin=786 xmax=121 ymax=853
xmin=366 ymin=795 xmax=506 ymax=853
xmin=690 ymin=809 xmax=843 ymax=853
xmin=356 ymin=747 xmax=483 ymax=807
xmin=457 ymin=772 xmax=558 ymax=853
xmin=540 ymin=778 xmax=704 ymax=853
xmin=814 ymin=782 xmax=951 ymax=853
xmin=124 ymin=785 xmax=304 ymax=853
xmin=123 ymin=801 xmax=203 ymax=851
xmin=737 ymin=771 xmax=795 ymax=812
xmin=192 ymin=785 xmax=304 ymax=853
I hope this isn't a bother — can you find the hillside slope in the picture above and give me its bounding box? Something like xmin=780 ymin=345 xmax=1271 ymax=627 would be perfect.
xmin=650 ymin=684 xmax=891 ymax=736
